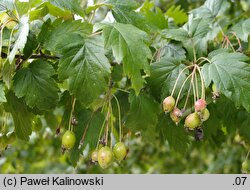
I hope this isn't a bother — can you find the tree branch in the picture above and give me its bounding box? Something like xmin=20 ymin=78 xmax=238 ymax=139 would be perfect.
xmin=1 ymin=52 xmax=60 ymax=60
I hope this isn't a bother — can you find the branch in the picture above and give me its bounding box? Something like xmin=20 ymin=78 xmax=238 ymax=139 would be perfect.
xmin=1 ymin=52 xmax=60 ymax=60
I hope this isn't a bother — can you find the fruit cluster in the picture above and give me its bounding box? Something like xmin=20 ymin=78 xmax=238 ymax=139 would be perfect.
xmin=91 ymin=142 xmax=127 ymax=169
xmin=61 ymin=90 xmax=128 ymax=169
xmin=163 ymin=97 xmax=209 ymax=128
xmin=162 ymin=64 xmax=210 ymax=139
xmin=61 ymin=124 xmax=128 ymax=169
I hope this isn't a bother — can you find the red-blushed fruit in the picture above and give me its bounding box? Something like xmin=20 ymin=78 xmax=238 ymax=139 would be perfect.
xmin=242 ymin=161 xmax=248 ymax=172
xmin=195 ymin=99 xmax=207 ymax=112
xmin=98 ymin=146 xmax=113 ymax=169
xmin=185 ymin=112 xmax=201 ymax=130
xmin=91 ymin=150 xmax=99 ymax=162
xmin=170 ymin=108 xmax=182 ymax=124
xmin=62 ymin=130 xmax=76 ymax=150
xmin=163 ymin=96 xmax=175 ymax=113
xmin=113 ymin=142 xmax=127 ymax=161
xmin=200 ymin=108 xmax=210 ymax=121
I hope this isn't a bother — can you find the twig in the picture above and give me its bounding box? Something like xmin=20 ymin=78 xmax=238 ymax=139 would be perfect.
xmin=1 ymin=52 xmax=59 ymax=60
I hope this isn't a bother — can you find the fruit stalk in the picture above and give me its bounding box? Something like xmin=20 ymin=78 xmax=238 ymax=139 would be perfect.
xmin=113 ymin=94 xmax=122 ymax=142
xmin=195 ymin=65 xmax=205 ymax=100
xmin=170 ymin=65 xmax=193 ymax=97
xmin=68 ymin=97 xmax=76 ymax=131
xmin=175 ymin=73 xmax=192 ymax=108
xmin=183 ymin=78 xmax=193 ymax=110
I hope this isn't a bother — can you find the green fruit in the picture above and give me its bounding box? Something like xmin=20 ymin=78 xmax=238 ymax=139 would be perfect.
xmin=185 ymin=112 xmax=201 ymax=130
xmin=200 ymin=108 xmax=210 ymax=122
xmin=242 ymin=161 xmax=248 ymax=171
xmin=91 ymin=150 xmax=98 ymax=162
xmin=170 ymin=108 xmax=182 ymax=124
xmin=6 ymin=131 xmax=16 ymax=144
xmin=98 ymin=146 xmax=113 ymax=169
xmin=163 ymin=96 xmax=175 ymax=113
xmin=62 ymin=130 xmax=76 ymax=149
xmin=113 ymin=142 xmax=127 ymax=161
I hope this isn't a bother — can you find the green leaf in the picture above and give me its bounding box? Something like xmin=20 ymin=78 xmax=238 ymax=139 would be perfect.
xmin=48 ymin=0 xmax=84 ymax=17
xmin=203 ymin=104 xmax=221 ymax=139
xmin=0 ymin=0 xmax=14 ymax=12
xmin=231 ymin=19 xmax=250 ymax=42
xmin=8 ymin=16 xmax=29 ymax=63
xmin=98 ymin=23 xmax=152 ymax=94
xmin=1 ymin=61 xmax=15 ymax=89
xmin=238 ymin=111 xmax=250 ymax=140
xmin=86 ymin=3 xmax=113 ymax=14
xmin=23 ymin=32 xmax=39 ymax=59
xmin=37 ymin=2 xmax=72 ymax=18
xmin=43 ymin=20 xmax=93 ymax=52
xmin=184 ymin=17 xmax=210 ymax=40
xmin=165 ymin=5 xmax=188 ymax=25
xmin=161 ymin=64 xmax=189 ymax=100
xmin=43 ymin=20 xmax=110 ymax=106
xmin=163 ymin=17 xmax=209 ymax=42
xmin=158 ymin=114 xmax=189 ymax=154
xmin=162 ymin=28 xmax=189 ymax=41
xmin=16 ymin=1 xmax=29 ymax=16
xmin=149 ymin=57 xmax=188 ymax=98
xmin=126 ymin=92 xmax=160 ymax=140
xmin=160 ymin=43 xmax=186 ymax=60
xmin=69 ymin=110 xmax=105 ymax=167
xmin=108 ymin=0 xmax=139 ymax=10
xmin=29 ymin=5 xmax=49 ymax=21
xmin=4 ymin=92 xmax=33 ymax=141
xmin=58 ymin=36 xmax=110 ymax=106
xmin=203 ymin=0 xmax=224 ymax=17
xmin=202 ymin=52 xmax=250 ymax=112
xmin=0 ymin=83 xmax=6 ymax=102
xmin=108 ymin=0 xmax=150 ymax=32
xmin=141 ymin=7 xmax=168 ymax=30
xmin=191 ymin=0 xmax=224 ymax=19
xmin=13 ymin=60 xmax=59 ymax=111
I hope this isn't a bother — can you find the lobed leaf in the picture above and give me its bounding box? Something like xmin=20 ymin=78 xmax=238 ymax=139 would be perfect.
xmin=13 ymin=60 xmax=59 ymax=111
xmin=126 ymin=91 xmax=160 ymax=140
xmin=202 ymin=52 xmax=250 ymax=112
xmin=8 ymin=16 xmax=29 ymax=63
xmin=158 ymin=114 xmax=189 ymax=154
xmin=4 ymin=92 xmax=33 ymax=141
xmin=98 ymin=23 xmax=152 ymax=94
xmin=43 ymin=20 xmax=110 ymax=106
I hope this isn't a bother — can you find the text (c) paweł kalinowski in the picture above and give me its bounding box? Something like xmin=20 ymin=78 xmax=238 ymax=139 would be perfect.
xmin=20 ymin=177 xmax=104 ymax=186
